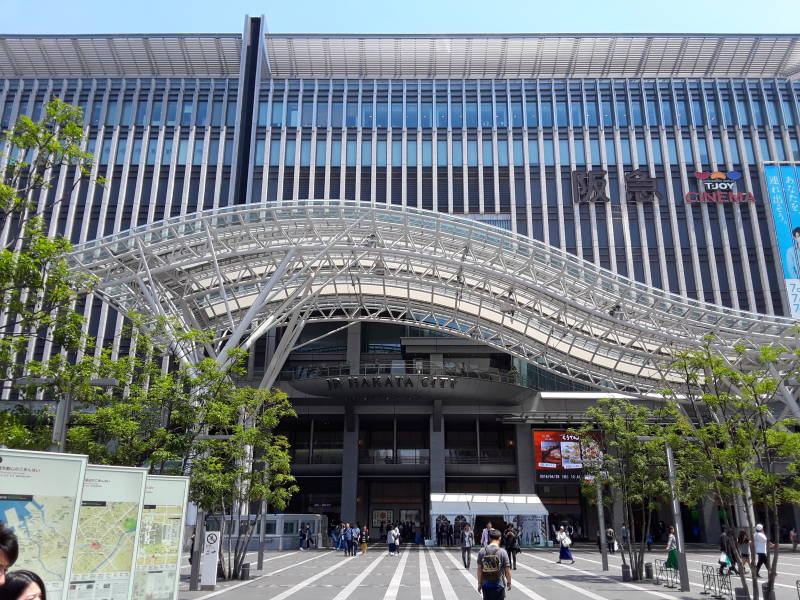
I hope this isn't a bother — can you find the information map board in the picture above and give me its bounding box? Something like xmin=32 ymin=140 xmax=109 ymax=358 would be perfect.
xmin=0 ymin=448 xmax=88 ymax=600
xmin=67 ymin=465 xmax=148 ymax=600
xmin=132 ymin=475 xmax=190 ymax=600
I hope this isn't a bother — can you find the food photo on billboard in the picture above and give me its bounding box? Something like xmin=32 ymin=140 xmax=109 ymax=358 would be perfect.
xmin=533 ymin=431 xmax=601 ymax=481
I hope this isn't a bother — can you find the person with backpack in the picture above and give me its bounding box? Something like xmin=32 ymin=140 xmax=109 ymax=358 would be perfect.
xmin=503 ymin=525 xmax=521 ymax=570
xmin=461 ymin=523 xmax=475 ymax=568
xmin=477 ymin=529 xmax=512 ymax=599
xmin=556 ymin=526 xmax=574 ymax=564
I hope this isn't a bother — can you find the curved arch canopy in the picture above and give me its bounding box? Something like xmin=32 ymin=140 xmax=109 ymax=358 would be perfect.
xmin=68 ymin=200 xmax=798 ymax=396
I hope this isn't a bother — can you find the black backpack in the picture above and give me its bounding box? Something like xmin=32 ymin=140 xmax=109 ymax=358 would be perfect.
xmin=481 ymin=545 xmax=502 ymax=582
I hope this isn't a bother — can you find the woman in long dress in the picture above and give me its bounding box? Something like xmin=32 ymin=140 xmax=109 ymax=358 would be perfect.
xmin=665 ymin=526 xmax=679 ymax=569
xmin=556 ymin=526 xmax=575 ymax=564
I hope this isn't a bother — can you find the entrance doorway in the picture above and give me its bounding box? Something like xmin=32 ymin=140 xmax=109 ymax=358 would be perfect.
xmin=363 ymin=479 xmax=427 ymax=541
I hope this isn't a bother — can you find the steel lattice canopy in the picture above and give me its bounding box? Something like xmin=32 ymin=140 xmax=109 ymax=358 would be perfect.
xmin=68 ymin=200 xmax=798 ymax=396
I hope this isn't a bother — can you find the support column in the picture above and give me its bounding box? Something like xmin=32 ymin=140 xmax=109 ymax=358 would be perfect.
xmin=346 ymin=322 xmax=361 ymax=375
xmin=514 ymin=424 xmax=535 ymax=493
xmin=702 ymin=498 xmax=721 ymax=543
xmin=430 ymin=401 xmax=445 ymax=493
xmin=341 ymin=408 xmax=359 ymax=522
xmin=612 ymin=487 xmax=625 ymax=534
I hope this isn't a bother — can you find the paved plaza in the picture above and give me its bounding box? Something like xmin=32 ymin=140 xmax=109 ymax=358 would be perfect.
xmin=178 ymin=546 xmax=800 ymax=600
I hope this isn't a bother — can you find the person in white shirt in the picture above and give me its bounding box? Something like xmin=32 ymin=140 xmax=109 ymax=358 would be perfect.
xmin=386 ymin=524 xmax=398 ymax=556
xmin=753 ymin=524 xmax=775 ymax=578
xmin=481 ymin=521 xmax=493 ymax=546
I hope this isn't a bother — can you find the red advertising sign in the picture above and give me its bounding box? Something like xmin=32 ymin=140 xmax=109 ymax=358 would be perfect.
xmin=533 ymin=431 xmax=601 ymax=482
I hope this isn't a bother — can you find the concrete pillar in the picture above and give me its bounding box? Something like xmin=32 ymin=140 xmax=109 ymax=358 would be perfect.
xmin=702 ymin=498 xmax=722 ymax=543
xmin=612 ymin=487 xmax=625 ymax=533
xmin=341 ymin=412 xmax=359 ymax=522
xmin=346 ymin=322 xmax=361 ymax=375
xmin=514 ymin=424 xmax=535 ymax=493
xmin=430 ymin=411 xmax=445 ymax=493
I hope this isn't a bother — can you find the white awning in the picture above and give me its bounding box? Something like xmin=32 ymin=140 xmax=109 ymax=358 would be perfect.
xmin=430 ymin=493 xmax=549 ymax=516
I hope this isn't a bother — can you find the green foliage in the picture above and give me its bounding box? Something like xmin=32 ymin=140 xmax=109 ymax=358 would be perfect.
xmin=0 ymin=98 xmax=101 ymax=392
xmin=667 ymin=338 xmax=800 ymax=597
xmin=573 ymin=397 xmax=680 ymax=579
xmin=0 ymin=405 xmax=51 ymax=450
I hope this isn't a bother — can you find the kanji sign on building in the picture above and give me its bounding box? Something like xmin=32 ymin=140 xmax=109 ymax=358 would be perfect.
xmin=624 ymin=169 xmax=661 ymax=203
xmin=571 ymin=170 xmax=610 ymax=203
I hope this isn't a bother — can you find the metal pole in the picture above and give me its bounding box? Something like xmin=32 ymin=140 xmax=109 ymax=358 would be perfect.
xmin=665 ymin=445 xmax=690 ymax=592
xmin=257 ymin=500 xmax=266 ymax=570
xmin=189 ymin=508 xmax=205 ymax=591
xmin=596 ymin=482 xmax=609 ymax=571
xmin=50 ymin=389 xmax=72 ymax=452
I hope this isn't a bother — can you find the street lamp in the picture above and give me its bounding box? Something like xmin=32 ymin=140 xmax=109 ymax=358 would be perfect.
xmin=636 ymin=435 xmax=690 ymax=592
xmin=17 ymin=376 xmax=119 ymax=453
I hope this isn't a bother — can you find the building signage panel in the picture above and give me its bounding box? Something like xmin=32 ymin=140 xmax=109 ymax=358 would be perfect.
xmin=0 ymin=449 xmax=88 ymax=600
xmin=765 ymin=164 xmax=800 ymax=318
xmin=68 ymin=465 xmax=148 ymax=600
xmin=571 ymin=170 xmax=610 ymax=203
xmin=326 ymin=375 xmax=457 ymax=391
xmin=685 ymin=170 xmax=755 ymax=203
xmin=132 ymin=475 xmax=189 ymax=600
xmin=624 ymin=169 xmax=661 ymax=203
xmin=533 ymin=431 xmax=601 ymax=482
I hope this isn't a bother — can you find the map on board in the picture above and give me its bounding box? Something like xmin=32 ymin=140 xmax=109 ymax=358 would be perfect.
xmin=0 ymin=494 xmax=79 ymax=594
xmin=67 ymin=500 xmax=140 ymax=600
xmin=132 ymin=504 xmax=185 ymax=599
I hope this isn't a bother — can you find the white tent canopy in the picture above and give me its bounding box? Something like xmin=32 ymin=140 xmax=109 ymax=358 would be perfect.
xmin=430 ymin=493 xmax=549 ymax=516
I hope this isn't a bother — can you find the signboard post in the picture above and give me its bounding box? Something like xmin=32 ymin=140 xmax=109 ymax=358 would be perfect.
xmin=199 ymin=531 xmax=220 ymax=590
xmin=0 ymin=449 xmax=88 ymax=600
xmin=67 ymin=465 xmax=148 ymax=600
xmin=132 ymin=475 xmax=190 ymax=600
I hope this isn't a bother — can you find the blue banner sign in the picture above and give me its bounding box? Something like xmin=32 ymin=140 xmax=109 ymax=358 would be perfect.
xmin=765 ymin=164 xmax=800 ymax=317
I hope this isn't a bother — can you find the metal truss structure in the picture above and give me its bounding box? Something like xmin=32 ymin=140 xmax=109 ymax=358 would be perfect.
xmin=68 ymin=200 xmax=799 ymax=400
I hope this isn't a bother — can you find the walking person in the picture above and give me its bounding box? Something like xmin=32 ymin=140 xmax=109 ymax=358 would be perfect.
xmin=477 ymin=529 xmax=513 ymax=600
xmin=341 ymin=523 xmax=353 ymax=557
xmin=753 ymin=524 xmax=776 ymax=578
xmin=665 ymin=526 xmax=679 ymax=569
xmin=503 ymin=525 xmax=521 ymax=570
xmin=790 ymin=528 xmax=797 ymax=553
xmin=393 ymin=524 xmax=401 ymax=555
xmin=360 ymin=525 xmax=369 ymax=554
xmin=556 ymin=526 xmax=575 ymax=564
xmin=481 ymin=521 xmax=493 ymax=546
xmin=387 ymin=523 xmax=398 ymax=556
xmin=350 ymin=523 xmax=361 ymax=557
xmin=646 ymin=531 xmax=653 ymax=553
xmin=606 ymin=527 xmax=616 ymax=554
xmin=461 ymin=523 xmax=475 ymax=568
xmin=299 ymin=524 xmax=308 ymax=551
xmin=737 ymin=530 xmax=751 ymax=574
xmin=718 ymin=526 xmax=739 ymax=576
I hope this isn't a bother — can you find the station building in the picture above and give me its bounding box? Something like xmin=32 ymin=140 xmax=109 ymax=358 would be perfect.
xmin=3 ymin=17 xmax=800 ymax=542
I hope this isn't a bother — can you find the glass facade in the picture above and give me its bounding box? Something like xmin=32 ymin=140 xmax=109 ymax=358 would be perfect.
xmin=0 ymin=33 xmax=798 ymax=373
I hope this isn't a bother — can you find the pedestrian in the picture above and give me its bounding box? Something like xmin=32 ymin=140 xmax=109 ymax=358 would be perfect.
xmin=387 ymin=523 xmax=397 ymax=556
xmin=350 ymin=523 xmax=361 ymax=557
xmin=0 ymin=524 xmax=19 ymax=586
xmin=556 ymin=526 xmax=575 ymax=564
xmin=0 ymin=570 xmax=46 ymax=600
xmin=620 ymin=525 xmax=629 ymax=552
xmin=481 ymin=521 xmax=493 ymax=546
xmin=477 ymin=529 xmax=512 ymax=600
xmin=646 ymin=531 xmax=653 ymax=553
xmin=790 ymin=528 xmax=797 ymax=553
xmin=461 ymin=523 xmax=475 ymax=569
xmin=718 ymin=526 xmax=739 ymax=576
xmin=298 ymin=523 xmax=307 ymax=551
xmin=605 ymin=527 xmax=615 ymax=554
xmin=448 ymin=522 xmax=455 ymax=546
xmin=341 ymin=523 xmax=353 ymax=557
xmin=503 ymin=525 xmax=520 ymax=570
xmin=665 ymin=526 xmax=679 ymax=569
xmin=360 ymin=525 xmax=369 ymax=554
xmin=736 ymin=530 xmax=751 ymax=574
xmin=596 ymin=530 xmax=602 ymax=552
xmin=753 ymin=524 xmax=776 ymax=578
xmin=394 ymin=524 xmax=401 ymax=554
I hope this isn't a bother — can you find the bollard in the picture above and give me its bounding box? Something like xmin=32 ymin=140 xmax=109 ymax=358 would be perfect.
xmin=645 ymin=562 xmax=653 ymax=580
xmin=621 ymin=563 xmax=632 ymax=582
xmin=240 ymin=563 xmax=251 ymax=580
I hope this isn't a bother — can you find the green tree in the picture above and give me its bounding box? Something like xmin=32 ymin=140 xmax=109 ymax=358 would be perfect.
xmin=0 ymin=98 xmax=101 ymax=396
xmin=668 ymin=339 xmax=800 ymax=600
xmin=574 ymin=397 xmax=680 ymax=581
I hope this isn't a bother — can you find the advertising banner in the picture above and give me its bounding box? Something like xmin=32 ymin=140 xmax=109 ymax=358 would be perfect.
xmin=0 ymin=449 xmax=88 ymax=600
xmin=68 ymin=465 xmax=148 ymax=600
xmin=132 ymin=475 xmax=190 ymax=600
xmin=765 ymin=164 xmax=800 ymax=318
xmin=533 ymin=431 xmax=601 ymax=482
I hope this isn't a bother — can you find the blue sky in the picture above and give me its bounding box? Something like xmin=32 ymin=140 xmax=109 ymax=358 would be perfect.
xmin=2 ymin=0 xmax=798 ymax=35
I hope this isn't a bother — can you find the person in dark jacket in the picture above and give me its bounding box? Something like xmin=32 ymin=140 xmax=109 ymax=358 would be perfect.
xmin=718 ymin=526 xmax=739 ymax=576
xmin=503 ymin=525 xmax=521 ymax=570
